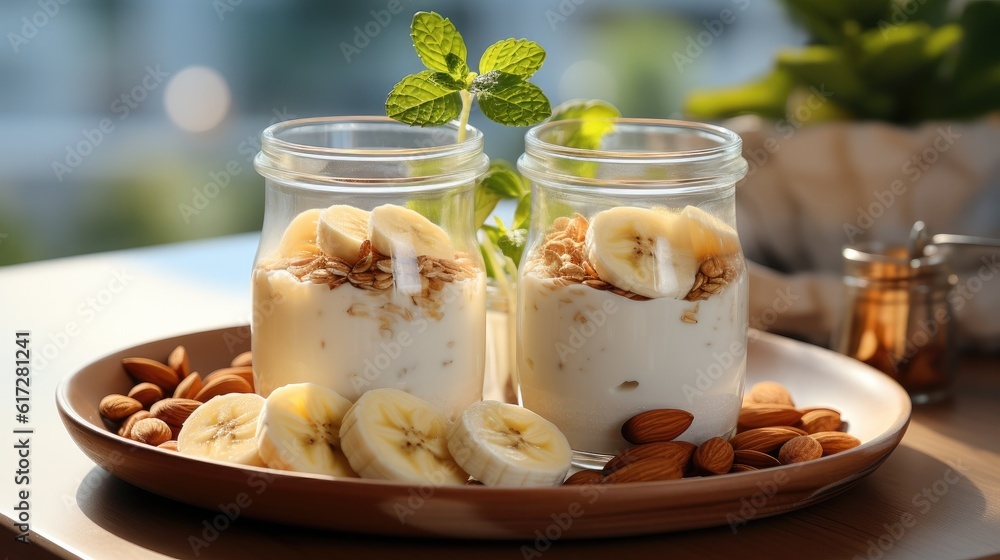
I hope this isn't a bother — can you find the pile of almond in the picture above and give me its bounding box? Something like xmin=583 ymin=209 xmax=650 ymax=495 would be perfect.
xmin=564 ymin=381 xmax=861 ymax=485
xmin=98 ymin=346 xmax=254 ymax=450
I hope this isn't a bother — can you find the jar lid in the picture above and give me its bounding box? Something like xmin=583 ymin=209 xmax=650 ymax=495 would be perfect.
xmin=254 ymin=116 xmax=489 ymax=192
xmin=842 ymin=242 xmax=954 ymax=286
xmin=518 ymin=118 xmax=748 ymax=193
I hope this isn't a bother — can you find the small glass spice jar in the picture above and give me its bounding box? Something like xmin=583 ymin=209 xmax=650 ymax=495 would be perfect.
xmin=251 ymin=117 xmax=489 ymax=419
xmin=833 ymin=243 xmax=957 ymax=403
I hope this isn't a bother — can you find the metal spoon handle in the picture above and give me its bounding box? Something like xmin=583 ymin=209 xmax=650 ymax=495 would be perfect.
xmin=931 ymin=233 xmax=1000 ymax=249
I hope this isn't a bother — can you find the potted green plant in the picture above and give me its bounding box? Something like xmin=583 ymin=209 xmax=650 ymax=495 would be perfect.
xmin=684 ymin=0 xmax=1000 ymax=348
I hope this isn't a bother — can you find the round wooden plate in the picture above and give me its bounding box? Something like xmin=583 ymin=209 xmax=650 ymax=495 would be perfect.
xmin=57 ymin=327 xmax=910 ymax=539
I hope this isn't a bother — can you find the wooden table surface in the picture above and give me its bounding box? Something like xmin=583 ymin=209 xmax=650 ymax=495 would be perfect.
xmin=2 ymin=235 xmax=998 ymax=560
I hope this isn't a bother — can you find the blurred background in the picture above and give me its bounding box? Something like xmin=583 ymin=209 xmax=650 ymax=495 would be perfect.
xmin=0 ymin=0 xmax=806 ymax=266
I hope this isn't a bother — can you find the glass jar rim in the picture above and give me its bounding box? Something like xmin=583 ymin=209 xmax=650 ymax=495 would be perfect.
xmin=254 ymin=116 xmax=488 ymax=190
xmin=842 ymin=242 xmax=953 ymax=284
xmin=518 ymin=118 xmax=748 ymax=192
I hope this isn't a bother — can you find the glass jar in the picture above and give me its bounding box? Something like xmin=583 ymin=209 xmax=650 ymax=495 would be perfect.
xmin=833 ymin=243 xmax=957 ymax=403
xmin=516 ymin=118 xmax=749 ymax=465
xmin=251 ymin=117 xmax=489 ymax=420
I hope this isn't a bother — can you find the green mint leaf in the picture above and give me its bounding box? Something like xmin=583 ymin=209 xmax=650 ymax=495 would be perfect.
xmin=445 ymin=53 xmax=469 ymax=78
xmin=428 ymin=71 xmax=465 ymax=92
xmin=411 ymin=12 xmax=468 ymax=76
xmin=474 ymin=185 xmax=502 ymax=227
xmin=474 ymin=71 xmax=551 ymax=126
xmin=474 ymin=162 xmax=523 ymax=226
xmin=512 ymin=192 xmax=531 ymax=230
xmin=480 ymin=161 xmax=525 ymax=198
xmin=548 ymin=99 xmax=621 ymax=150
xmin=492 ymin=217 xmax=527 ymax=266
xmin=479 ymin=38 xmax=546 ymax=78
xmin=386 ymin=71 xmax=462 ymax=126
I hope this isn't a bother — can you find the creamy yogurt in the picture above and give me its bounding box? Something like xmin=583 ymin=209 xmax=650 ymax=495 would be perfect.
xmin=252 ymin=268 xmax=486 ymax=420
xmin=517 ymin=272 xmax=747 ymax=455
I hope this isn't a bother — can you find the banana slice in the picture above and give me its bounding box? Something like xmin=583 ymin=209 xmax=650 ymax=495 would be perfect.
xmin=369 ymin=204 xmax=455 ymax=260
xmin=275 ymin=208 xmax=323 ymax=258
xmin=585 ymin=206 xmax=698 ymax=299
xmin=678 ymin=205 xmax=741 ymax=261
xmin=177 ymin=393 xmax=265 ymax=466
xmin=339 ymin=388 xmax=467 ymax=485
xmin=447 ymin=401 xmax=572 ymax=487
xmin=317 ymin=205 xmax=371 ymax=265
xmin=256 ymin=383 xmax=357 ymax=477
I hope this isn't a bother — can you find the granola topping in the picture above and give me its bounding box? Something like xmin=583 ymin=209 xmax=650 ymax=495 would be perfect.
xmin=524 ymin=213 xmax=740 ymax=302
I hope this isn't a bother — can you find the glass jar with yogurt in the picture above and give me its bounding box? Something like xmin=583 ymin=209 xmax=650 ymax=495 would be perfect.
xmin=251 ymin=117 xmax=488 ymax=420
xmin=516 ymin=118 xmax=749 ymax=466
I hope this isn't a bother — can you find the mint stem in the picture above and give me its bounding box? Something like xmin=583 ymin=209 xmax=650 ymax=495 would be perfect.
xmin=457 ymin=90 xmax=473 ymax=143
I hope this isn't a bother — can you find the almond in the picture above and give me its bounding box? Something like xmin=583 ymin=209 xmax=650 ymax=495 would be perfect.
xmin=778 ymin=435 xmax=823 ymax=464
xmin=230 ymin=351 xmax=253 ymax=368
xmin=150 ymin=398 xmax=202 ymax=425
xmin=737 ymin=404 xmax=804 ymax=429
xmin=167 ymin=345 xmax=190 ymax=378
xmin=169 ymin=423 xmax=182 ymax=440
xmin=130 ymin=418 xmax=172 ymax=446
xmin=173 ymin=372 xmax=203 ymax=400
xmin=729 ymin=427 xmax=802 ymax=453
xmin=563 ymin=470 xmax=603 ymax=485
xmin=99 ymin=394 xmax=143 ymax=421
xmin=157 ymin=440 xmax=179 ymax=452
xmin=122 ymin=357 xmax=180 ymax=392
xmin=601 ymin=458 xmax=683 ymax=484
xmin=203 ymin=366 xmax=254 ymax=390
xmin=729 ymin=464 xmax=758 ymax=473
xmin=195 ymin=374 xmax=253 ymax=402
xmin=127 ymin=382 xmax=163 ymax=408
xmin=621 ymin=409 xmax=694 ymax=444
xmin=117 ymin=410 xmax=152 ymax=438
xmin=746 ymin=381 xmax=794 ymax=407
xmin=602 ymin=441 xmax=696 ymax=475
xmin=798 ymin=409 xmax=842 ymax=434
xmin=810 ymin=431 xmax=861 ymax=455
xmin=733 ymin=449 xmax=781 ymax=469
xmin=693 ymin=437 xmax=734 ymax=475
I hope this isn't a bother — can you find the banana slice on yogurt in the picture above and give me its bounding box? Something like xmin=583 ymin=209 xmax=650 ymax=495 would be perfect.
xmin=316 ymin=205 xmax=371 ymax=265
xmin=369 ymin=204 xmax=456 ymax=260
xmin=585 ymin=206 xmax=698 ymax=299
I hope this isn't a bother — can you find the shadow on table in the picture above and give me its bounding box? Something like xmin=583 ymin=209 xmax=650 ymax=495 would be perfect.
xmin=910 ymin=356 xmax=1000 ymax=454
xmin=76 ymin=443 xmax=988 ymax=560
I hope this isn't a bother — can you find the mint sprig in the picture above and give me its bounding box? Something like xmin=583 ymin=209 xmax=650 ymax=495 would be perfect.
xmin=386 ymin=11 xmax=552 ymax=139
